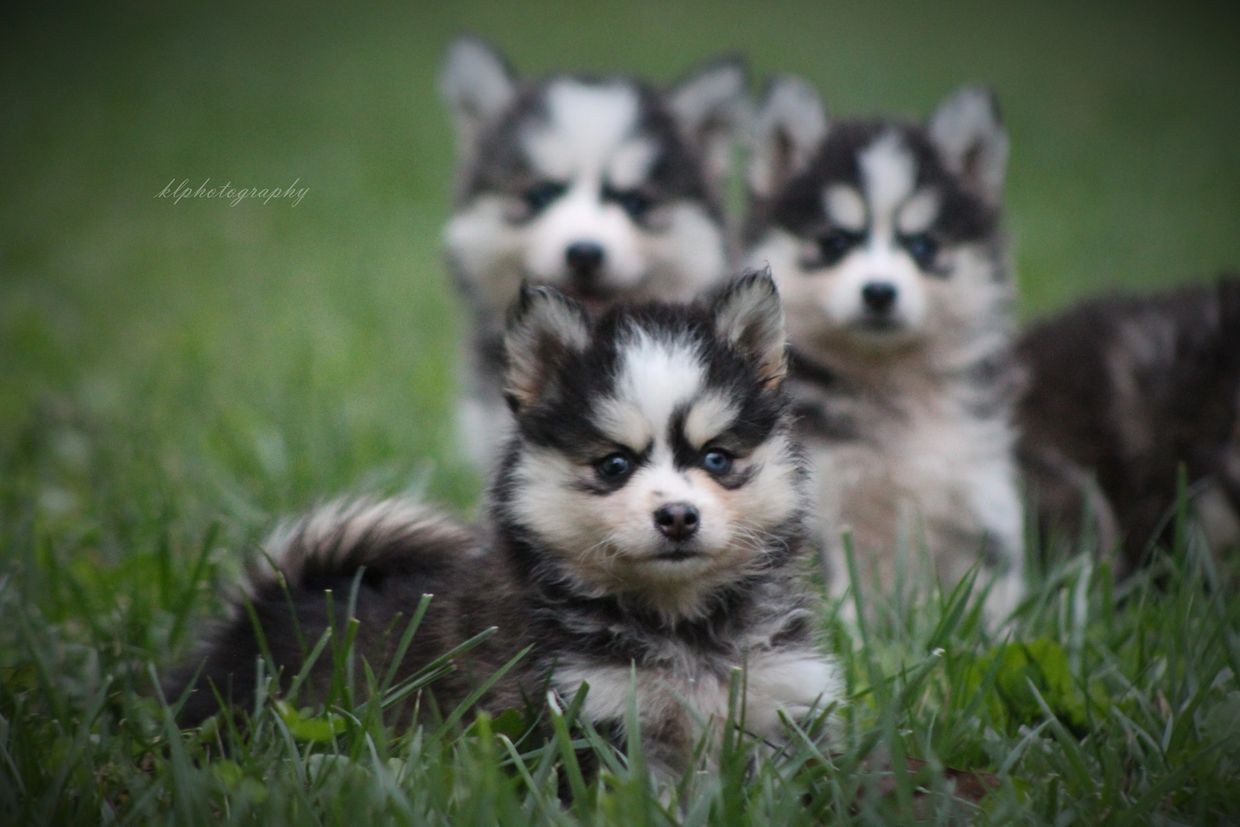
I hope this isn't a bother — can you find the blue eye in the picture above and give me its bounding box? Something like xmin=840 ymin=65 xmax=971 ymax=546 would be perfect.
xmin=702 ymin=449 xmax=733 ymax=475
xmin=902 ymin=233 xmax=939 ymax=269
xmin=615 ymin=189 xmax=652 ymax=218
xmin=596 ymin=452 xmax=632 ymax=479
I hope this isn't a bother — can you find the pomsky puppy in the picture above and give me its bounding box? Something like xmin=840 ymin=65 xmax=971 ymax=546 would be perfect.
xmin=440 ymin=37 xmax=747 ymax=470
xmin=743 ymin=78 xmax=1024 ymax=621
xmin=1018 ymin=276 xmax=1240 ymax=573
xmin=167 ymin=272 xmax=842 ymax=784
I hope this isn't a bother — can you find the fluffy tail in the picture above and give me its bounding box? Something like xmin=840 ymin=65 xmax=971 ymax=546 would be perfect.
xmin=162 ymin=498 xmax=476 ymax=727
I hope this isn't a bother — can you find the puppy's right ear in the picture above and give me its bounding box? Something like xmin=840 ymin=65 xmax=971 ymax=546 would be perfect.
xmin=439 ymin=36 xmax=517 ymax=160
xmin=711 ymin=267 xmax=787 ymax=390
xmin=503 ymin=285 xmax=590 ymax=412
xmin=747 ymin=75 xmax=828 ymax=199
xmin=927 ymin=86 xmax=1008 ymax=205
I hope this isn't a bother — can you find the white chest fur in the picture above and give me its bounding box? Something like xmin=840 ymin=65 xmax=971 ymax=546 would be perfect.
xmin=553 ymin=647 xmax=841 ymax=748
xmin=808 ymin=396 xmax=1024 ymax=618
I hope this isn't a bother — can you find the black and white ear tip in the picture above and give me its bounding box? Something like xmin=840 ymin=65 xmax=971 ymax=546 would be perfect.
xmin=505 ymin=283 xmax=590 ymax=351
xmin=438 ymin=34 xmax=516 ymax=140
xmin=712 ymin=267 xmax=787 ymax=388
xmin=503 ymin=284 xmax=590 ymax=412
xmin=929 ymin=85 xmax=1008 ymax=202
xmin=672 ymin=53 xmax=748 ymax=97
xmin=935 ymin=85 xmax=1003 ymax=130
xmin=511 ymin=282 xmax=579 ymax=320
xmin=748 ymin=75 xmax=827 ymax=197
xmin=732 ymin=266 xmax=779 ymax=299
xmin=757 ymin=75 xmax=824 ymax=121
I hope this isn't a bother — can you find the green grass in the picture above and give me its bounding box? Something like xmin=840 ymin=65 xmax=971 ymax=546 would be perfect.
xmin=2 ymin=1 xmax=1240 ymax=823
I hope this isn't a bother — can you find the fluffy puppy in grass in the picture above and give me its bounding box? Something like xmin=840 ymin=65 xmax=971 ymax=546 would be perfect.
xmin=167 ymin=271 xmax=842 ymax=784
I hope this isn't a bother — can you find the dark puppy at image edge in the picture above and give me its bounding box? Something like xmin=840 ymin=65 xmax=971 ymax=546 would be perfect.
xmin=166 ymin=271 xmax=842 ymax=782
xmin=1018 ymin=276 xmax=1240 ymax=573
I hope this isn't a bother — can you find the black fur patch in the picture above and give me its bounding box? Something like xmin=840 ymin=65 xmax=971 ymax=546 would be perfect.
xmin=1018 ymin=275 xmax=1240 ymax=569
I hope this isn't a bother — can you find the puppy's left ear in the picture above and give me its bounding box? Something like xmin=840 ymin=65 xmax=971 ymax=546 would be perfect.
xmin=667 ymin=55 xmax=749 ymax=191
xmin=927 ymin=86 xmax=1009 ymax=206
xmin=711 ymin=268 xmax=787 ymax=390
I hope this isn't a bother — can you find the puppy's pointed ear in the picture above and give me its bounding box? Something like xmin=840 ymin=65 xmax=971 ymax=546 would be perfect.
xmin=747 ymin=75 xmax=828 ymax=199
xmin=927 ymin=86 xmax=1008 ymax=205
xmin=503 ymin=285 xmax=591 ymax=412
xmin=439 ymin=36 xmax=517 ymax=161
xmin=667 ymin=55 xmax=749 ymax=191
xmin=711 ymin=268 xmax=787 ymax=390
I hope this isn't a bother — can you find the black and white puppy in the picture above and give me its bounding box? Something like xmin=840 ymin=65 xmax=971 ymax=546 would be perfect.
xmin=743 ymin=78 xmax=1024 ymax=621
xmin=168 ymin=272 xmax=841 ymax=782
xmin=1018 ymin=276 xmax=1240 ymax=573
xmin=440 ymin=37 xmax=747 ymax=470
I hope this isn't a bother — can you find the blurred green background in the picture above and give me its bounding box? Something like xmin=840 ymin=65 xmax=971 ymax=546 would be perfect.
xmin=2 ymin=0 xmax=1238 ymax=546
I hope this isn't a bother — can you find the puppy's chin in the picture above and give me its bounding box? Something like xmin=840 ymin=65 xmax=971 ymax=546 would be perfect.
xmin=797 ymin=312 xmax=921 ymax=355
xmin=842 ymin=315 xmax=922 ymax=349
xmin=613 ymin=537 xmax=710 ymax=572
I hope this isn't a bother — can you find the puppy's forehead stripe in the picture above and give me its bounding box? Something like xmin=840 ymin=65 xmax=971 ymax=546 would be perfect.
xmin=606 ymin=330 xmax=705 ymax=449
xmin=859 ymin=130 xmax=916 ymax=220
xmin=521 ymin=80 xmax=641 ymax=181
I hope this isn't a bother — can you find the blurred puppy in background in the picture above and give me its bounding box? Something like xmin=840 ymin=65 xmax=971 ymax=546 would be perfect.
xmin=743 ymin=78 xmax=1024 ymax=621
xmin=439 ymin=37 xmax=746 ymax=471
xmin=1018 ymin=276 xmax=1240 ymax=574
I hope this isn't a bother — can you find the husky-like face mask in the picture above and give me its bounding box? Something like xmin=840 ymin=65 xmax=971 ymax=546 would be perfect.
xmin=745 ymin=80 xmax=1010 ymax=355
xmin=441 ymin=37 xmax=745 ymax=316
xmin=495 ymin=272 xmax=805 ymax=618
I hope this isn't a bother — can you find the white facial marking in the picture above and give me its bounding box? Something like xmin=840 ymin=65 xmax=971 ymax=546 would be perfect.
xmin=596 ymin=395 xmax=655 ymax=451
xmin=615 ymin=331 xmax=704 ymax=432
xmin=859 ymin=131 xmax=916 ymax=226
xmin=524 ymin=184 xmax=646 ymax=287
xmin=897 ymin=189 xmax=940 ymax=235
xmin=522 ymin=81 xmax=640 ymax=180
xmin=824 ymin=185 xmax=866 ymax=232
xmin=683 ymin=393 xmax=738 ymax=449
xmin=607 ymin=137 xmax=658 ymax=190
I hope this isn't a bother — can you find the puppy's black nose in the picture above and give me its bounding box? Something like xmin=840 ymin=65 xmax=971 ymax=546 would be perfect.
xmin=861 ymin=281 xmax=898 ymax=313
xmin=654 ymin=502 xmax=700 ymax=541
xmin=565 ymin=241 xmax=605 ymax=276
